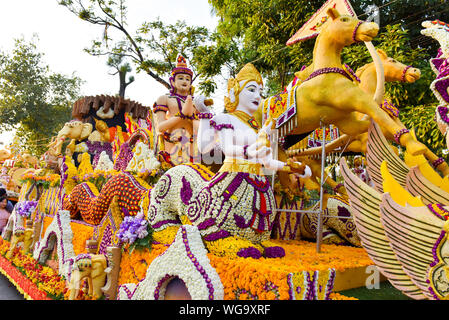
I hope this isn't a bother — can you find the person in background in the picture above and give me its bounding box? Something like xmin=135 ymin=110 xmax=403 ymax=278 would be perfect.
xmin=0 ymin=188 xmax=12 ymax=233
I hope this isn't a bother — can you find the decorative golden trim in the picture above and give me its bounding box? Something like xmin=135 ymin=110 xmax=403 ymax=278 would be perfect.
xmin=219 ymin=158 xmax=263 ymax=175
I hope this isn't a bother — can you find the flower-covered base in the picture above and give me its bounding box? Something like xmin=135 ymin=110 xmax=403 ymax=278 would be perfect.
xmin=118 ymin=225 xmax=224 ymax=300
xmin=33 ymin=210 xmax=76 ymax=278
xmin=117 ymin=236 xmax=373 ymax=300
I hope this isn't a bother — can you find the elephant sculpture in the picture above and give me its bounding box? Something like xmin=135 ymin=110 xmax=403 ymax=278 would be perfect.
xmin=21 ymin=153 xmax=39 ymax=169
xmin=0 ymin=149 xmax=12 ymax=163
xmin=68 ymin=253 xmax=108 ymax=300
xmin=6 ymin=226 xmax=34 ymax=259
xmin=47 ymin=120 xmax=93 ymax=157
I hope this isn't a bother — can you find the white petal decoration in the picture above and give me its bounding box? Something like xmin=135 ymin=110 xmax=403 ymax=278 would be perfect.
xmin=33 ymin=210 xmax=76 ymax=278
xmin=126 ymin=141 xmax=160 ymax=172
xmin=95 ymin=151 xmax=114 ymax=171
xmin=119 ymin=225 xmax=224 ymax=300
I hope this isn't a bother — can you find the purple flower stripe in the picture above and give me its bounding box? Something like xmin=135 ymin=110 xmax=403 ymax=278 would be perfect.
xmin=181 ymin=227 xmax=215 ymax=300
xmin=152 ymin=219 xmax=181 ymax=229
xmin=304 ymin=67 xmax=353 ymax=82
xmin=197 ymin=218 xmax=216 ymax=231
xmin=180 ymin=177 xmax=193 ymax=205
xmin=210 ymin=120 xmax=234 ymax=131
xmin=435 ymin=78 xmax=449 ymax=104
xmin=325 ymin=269 xmax=336 ymax=300
xmin=154 ymin=274 xmax=172 ymax=300
xmin=203 ymin=230 xmax=231 ymax=241
xmin=438 ymin=106 xmax=449 ymax=124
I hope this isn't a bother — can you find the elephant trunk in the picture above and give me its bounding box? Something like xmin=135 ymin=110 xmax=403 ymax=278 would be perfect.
xmin=69 ymin=271 xmax=82 ymax=300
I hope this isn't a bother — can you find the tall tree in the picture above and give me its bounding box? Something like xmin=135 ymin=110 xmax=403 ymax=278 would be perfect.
xmin=106 ymin=53 xmax=135 ymax=98
xmin=58 ymin=0 xmax=215 ymax=95
xmin=206 ymin=0 xmax=448 ymax=155
xmin=206 ymin=0 xmax=448 ymax=93
xmin=0 ymin=37 xmax=82 ymax=156
xmin=354 ymin=0 xmax=448 ymax=50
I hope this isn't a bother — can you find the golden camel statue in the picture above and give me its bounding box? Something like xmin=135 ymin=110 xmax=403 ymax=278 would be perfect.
xmin=254 ymin=9 xmax=426 ymax=182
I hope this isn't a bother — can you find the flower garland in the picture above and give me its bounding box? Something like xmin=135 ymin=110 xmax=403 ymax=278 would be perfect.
xmin=427 ymin=203 xmax=449 ymax=220
xmin=21 ymin=173 xmax=61 ymax=190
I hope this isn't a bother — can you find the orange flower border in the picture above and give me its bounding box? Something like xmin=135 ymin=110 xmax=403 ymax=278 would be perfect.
xmin=42 ymin=216 xmax=95 ymax=256
xmin=117 ymin=239 xmax=372 ymax=300
xmin=0 ymin=239 xmax=64 ymax=300
xmin=0 ymin=254 xmax=50 ymax=300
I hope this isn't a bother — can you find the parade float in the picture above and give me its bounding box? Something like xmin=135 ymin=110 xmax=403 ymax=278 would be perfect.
xmin=338 ymin=18 xmax=449 ymax=300
xmin=0 ymin=0 xmax=446 ymax=301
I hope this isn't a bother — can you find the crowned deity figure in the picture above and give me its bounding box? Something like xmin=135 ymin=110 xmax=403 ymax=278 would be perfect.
xmin=153 ymin=55 xmax=207 ymax=166
xmin=146 ymin=63 xmax=312 ymax=258
xmin=195 ymin=63 xmax=311 ymax=175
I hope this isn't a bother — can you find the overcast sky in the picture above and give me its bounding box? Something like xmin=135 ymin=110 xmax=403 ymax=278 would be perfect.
xmin=0 ymin=0 xmax=219 ymax=146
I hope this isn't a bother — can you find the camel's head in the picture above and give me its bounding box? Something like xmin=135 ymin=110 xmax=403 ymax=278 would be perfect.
xmin=324 ymin=8 xmax=379 ymax=46
xmin=377 ymin=49 xmax=421 ymax=83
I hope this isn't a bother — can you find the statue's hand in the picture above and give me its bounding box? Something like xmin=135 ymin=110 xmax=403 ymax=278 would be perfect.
xmin=287 ymin=159 xmax=312 ymax=178
xmin=182 ymin=95 xmax=195 ymax=117
xmin=193 ymin=95 xmax=210 ymax=113
xmin=247 ymin=141 xmax=270 ymax=161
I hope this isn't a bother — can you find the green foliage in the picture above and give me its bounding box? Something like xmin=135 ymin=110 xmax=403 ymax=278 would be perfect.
xmin=342 ymin=24 xmax=434 ymax=107
xmin=207 ymin=0 xmax=447 ymax=154
xmin=353 ymin=0 xmax=448 ymax=52
xmin=127 ymin=224 xmax=154 ymax=255
xmin=400 ymin=104 xmax=446 ymax=158
xmin=0 ymin=37 xmax=82 ymax=156
xmin=59 ymin=0 xmax=217 ymax=95
xmin=106 ymin=53 xmax=135 ymax=97
xmin=207 ymin=0 xmax=320 ymax=92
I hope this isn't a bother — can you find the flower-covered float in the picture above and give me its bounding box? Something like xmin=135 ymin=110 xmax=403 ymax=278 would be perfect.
xmin=1 ymin=0 xmax=426 ymax=301
xmin=337 ymin=18 xmax=449 ymax=300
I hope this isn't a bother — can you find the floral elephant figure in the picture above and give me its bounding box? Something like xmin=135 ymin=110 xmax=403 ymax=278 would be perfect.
xmin=47 ymin=120 xmax=93 ymax=157
xmin=0 ymin=149 xmax=11 ymax=163
xmin=5 ymin=227 xmax=34 ymax=259
xmin=68 ymin=254 xmax=108 ymax=300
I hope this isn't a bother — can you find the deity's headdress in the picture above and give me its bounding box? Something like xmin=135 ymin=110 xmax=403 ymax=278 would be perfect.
xmin=224 ymin=63 xmax=263 ymax=113
xmin=169 ymin=55 xmax=194 ymax=95
xmin=171 ymin=55 xmax=193 ymax=79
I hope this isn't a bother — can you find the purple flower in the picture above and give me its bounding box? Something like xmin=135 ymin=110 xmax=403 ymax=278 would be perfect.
xmin=117 ymin=213 xmax=150 ymax=245
xmin=237 ymin=247 xmax=262 ymax=259
xmin=264 ymin=246 xmax=285 ymax=258
xmin=16 ymin=201 xmax=38 ymax=218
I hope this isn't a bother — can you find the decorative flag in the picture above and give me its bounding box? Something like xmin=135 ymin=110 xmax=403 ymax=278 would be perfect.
xmin=286 ymin=0 xmax=356 ymax=46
